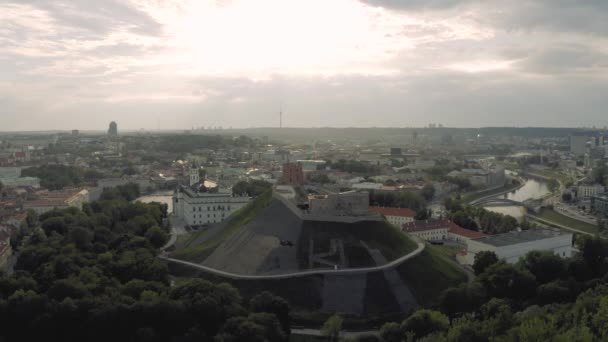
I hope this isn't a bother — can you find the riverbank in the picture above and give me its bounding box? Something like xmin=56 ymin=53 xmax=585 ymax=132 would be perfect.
xmin=529 ymin=208 xmax=599 ymax=235
xmin=465 ymin=181 xmax=523 ymax=204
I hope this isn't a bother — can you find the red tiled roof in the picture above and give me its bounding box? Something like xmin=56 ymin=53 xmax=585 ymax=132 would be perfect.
xmin=403 ymin=219 xmax=451 ymax=232
xmin=402 ymin=219 xmax=489 ymax=238
xmin=447 ymin=222 xmax=488 ymax=239
xmin=369 ymin=206 xmax=416 ymax=218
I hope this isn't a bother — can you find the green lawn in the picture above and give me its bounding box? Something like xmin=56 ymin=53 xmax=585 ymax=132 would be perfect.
xmin=173 ymin=190 xmax=273 ymax=262
xmin=431 ymin=244 xmax=462 ymax=259
xmin=534 ymin=208 xmax=599 ymax=235
xmin=396 ymin=244 xmax=468 ymax=307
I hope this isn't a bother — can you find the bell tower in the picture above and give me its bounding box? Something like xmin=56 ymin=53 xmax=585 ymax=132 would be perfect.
xmin=189 ymin=160 xmax=200 ymax=186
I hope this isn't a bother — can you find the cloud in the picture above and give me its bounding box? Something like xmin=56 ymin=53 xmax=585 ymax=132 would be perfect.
xmin=360 ymin=0 xmax=473 ymax=10
xmin=13 ymin=0 xmax=163 ymax=37
xmin=515 ymin=44 xmax=608 ymax=74
xmin=1 ymin=0 xmax=608 ymax=130
xmin=359 ymin=0 xmax=608 ymax=35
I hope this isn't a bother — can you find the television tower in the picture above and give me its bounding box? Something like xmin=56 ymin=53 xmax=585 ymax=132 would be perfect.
xmin=279 ymin=103 xmax=283 ymax=129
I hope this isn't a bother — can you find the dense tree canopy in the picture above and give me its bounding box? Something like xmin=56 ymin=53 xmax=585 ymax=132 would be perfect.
xmin=0 ymin=187 xmax=290 ymax=342
xmin=473 ymin=251 xmax=499 ymax=276
xmin=369 ymin=190 xmax=427 ymax=212
xmin=387 ymin=236 xmax=608 ymax=341
xmin=22 ymin=165 xmax=86 ymax=190
xmin=232 ymin=180 xmax=272 ymax=197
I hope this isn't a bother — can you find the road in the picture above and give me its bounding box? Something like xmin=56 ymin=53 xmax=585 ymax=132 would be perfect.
xmin=160 ymin=238 xmax=425 ymax=280
xmin=553 ymin=203 xmax=597 ymax=225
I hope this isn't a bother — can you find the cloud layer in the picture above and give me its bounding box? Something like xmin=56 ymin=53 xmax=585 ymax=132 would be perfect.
xmin=1 ymin=0 xmax=607 ymax=130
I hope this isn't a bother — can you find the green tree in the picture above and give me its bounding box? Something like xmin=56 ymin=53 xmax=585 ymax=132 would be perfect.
xmin=439 ymin=283 xmax=486 ymax=317
xmin=451 ymin=211 xmax=479 ymax=231
xmin=519 ymin=250 xmax=567 ymax=284
xmin=421 ymin=183 xmax=436 ymax=201
xmin=321 ymin=314 xmax=343 ymax=342
xmin=144 ymin=226 xmax=169 ymax=249
xmin=380 ymin=322 xmax=402 ymax=342
xmin=473 ymin=251 xmax=499 ymax=275
xmin=478 ymin=262 xmax=537 ymax=300
xmin=401 ymin=309 xmax=449 ymax=340
xmin=250 ymin=291 xmax=290 ymax=335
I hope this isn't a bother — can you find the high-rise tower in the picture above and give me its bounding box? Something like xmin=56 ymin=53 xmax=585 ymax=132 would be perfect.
xmin=108 ymin=121 xmax=118 ymax=136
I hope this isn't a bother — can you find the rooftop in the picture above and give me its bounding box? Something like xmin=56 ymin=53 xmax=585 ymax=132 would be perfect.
xmin=403 ymin=219 xmax=451 ymax=232
xmin=369 ymin=206 xmax=416 ymax=218
xmin=447 ymin=222 xmax=488 ymax=239
xmin=473 ymin=228 xmax=568 ymax=247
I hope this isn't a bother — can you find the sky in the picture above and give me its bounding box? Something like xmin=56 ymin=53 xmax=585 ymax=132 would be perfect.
xmin=1 ymin=0 xmax=607 ymax=131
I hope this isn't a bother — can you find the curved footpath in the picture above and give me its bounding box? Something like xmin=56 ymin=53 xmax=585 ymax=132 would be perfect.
xmin=159 ymin=238 xmax=425 ymax=280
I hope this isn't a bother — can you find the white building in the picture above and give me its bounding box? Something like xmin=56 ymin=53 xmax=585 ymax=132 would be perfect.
xmin=465 ymin=229 xmax=573 ymax=265
xmin=172 ymin=162 xmax=250 ymax=226
xmin=577 ymin=184 xmax=605 ymax=199
xmin=369 ymin=206 xmax=416 ymax=226
xmin=403 ymin=219 xmax=449 ymax=241
xmin=403 ymin=219 xmax=488 ymax=243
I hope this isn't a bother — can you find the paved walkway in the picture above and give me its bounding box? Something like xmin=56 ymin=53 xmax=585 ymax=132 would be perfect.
xmin=363 ymin=242 xmax=418 ymax=313
xmin=160 ymin=238 xmax=425 ymax=280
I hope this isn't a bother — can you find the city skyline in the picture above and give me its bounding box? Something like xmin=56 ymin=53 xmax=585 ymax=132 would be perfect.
xmin=1 ymin=0 xmax=607 ymax=131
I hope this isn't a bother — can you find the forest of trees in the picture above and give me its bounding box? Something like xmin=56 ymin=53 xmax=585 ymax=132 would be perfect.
xmin=380 ymin=237 xmax=608 ymax=341
xmin=21 ymin=165 xmax=104 ymax=190
xmin=232 ymin=180 xmax=272 ymax=197
xmin=369 ymin=190 xmax=427 ymax=212
xmin=0 ymin=186 xmax=291 ymax=341
xmin=443 ymin=198 xmax=520 ymax=234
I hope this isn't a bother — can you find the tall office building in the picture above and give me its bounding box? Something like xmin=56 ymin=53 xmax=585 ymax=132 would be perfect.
xmin=108 ymin=121 xmax=118 ymax=136
xmin=570 ymin=134 xmax=588 ymax=156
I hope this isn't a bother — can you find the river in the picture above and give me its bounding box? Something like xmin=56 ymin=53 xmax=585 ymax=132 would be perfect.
xmin=136 ymin=191 xmax=174 ymax=213
xmin=483 ymin=172 xmax=551 ymax=221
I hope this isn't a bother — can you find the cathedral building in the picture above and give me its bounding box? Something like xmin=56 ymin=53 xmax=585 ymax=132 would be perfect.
xmin=173 ymin=161 xmax=250 ymax=226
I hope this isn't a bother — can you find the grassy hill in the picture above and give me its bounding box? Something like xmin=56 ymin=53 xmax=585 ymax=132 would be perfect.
xmin=396 ymin=244 xmax=468 ymax=306
xmin=173 ymin=189 xmax=274 ymax=262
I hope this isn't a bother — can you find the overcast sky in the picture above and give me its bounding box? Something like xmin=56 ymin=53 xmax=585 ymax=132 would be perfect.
xmin=1 ymin=0 xmax=607 ymax=131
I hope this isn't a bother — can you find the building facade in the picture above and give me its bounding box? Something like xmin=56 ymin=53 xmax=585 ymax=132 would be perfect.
xmin=173 ymin=185 xmax=250 ymax=226
xmin=578 ymin=184 xmax=605 ymax=199
xmin=592 ymin=193 xmax=608 ymax=217
xmin=369 ymin=206 xmax=416 ymax=226
xmin=403 ymin=219 xmax=488 ymax=242
xmin=465 ymin=229 xmax=573 ymax=265
xmin=282 ymin=162 xmax=304 ymax=185
xmin=570 ymin=134 xmax=588 ymax=156
xmin=24 ymin=189 xmax=89 ymax=214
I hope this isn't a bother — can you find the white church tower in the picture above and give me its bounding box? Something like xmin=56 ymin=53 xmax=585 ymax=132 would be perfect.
xmin=189 ymin=160 xmax=200 ymax=186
